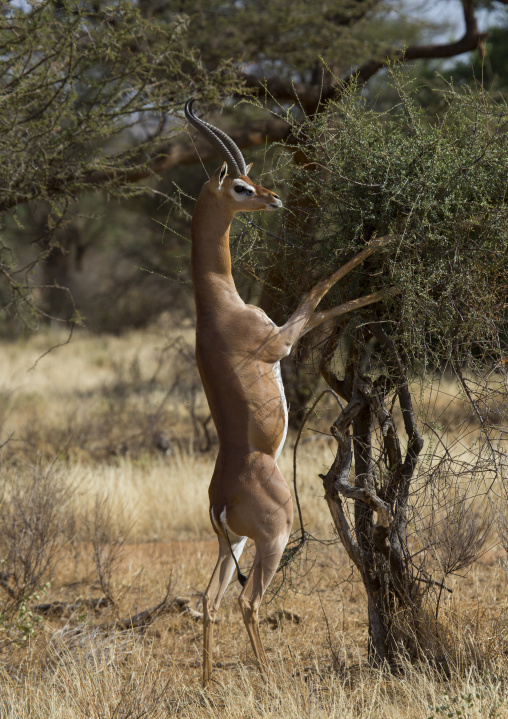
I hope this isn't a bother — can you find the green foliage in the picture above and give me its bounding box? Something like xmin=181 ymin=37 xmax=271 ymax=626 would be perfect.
xmin=428 ymin=690 xmax=506 ymax=719
xmin=0 ymin=0 xmax=240 ymax=328
xmin=0 ymin=0 xmax=238 ymax=214
xmin=0 ymin=582 xmax=49 ymax=644
xmin=165 ymin=0 xmax=386 ymax=76
xmin=15 ymin=583 xmax=49 ymax=642
xmin=256 ymin=69 xmax=508 ymax=370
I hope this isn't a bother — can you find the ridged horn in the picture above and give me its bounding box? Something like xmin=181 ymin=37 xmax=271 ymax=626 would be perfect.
xmin=184 ymin=98 xmax=247 ymax=178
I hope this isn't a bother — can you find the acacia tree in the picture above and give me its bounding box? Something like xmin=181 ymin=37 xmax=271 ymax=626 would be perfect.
xmin=244 ymin=72 xmax=507 ymax=664
xmin=0 ymin=0 xmax=239 ymax=326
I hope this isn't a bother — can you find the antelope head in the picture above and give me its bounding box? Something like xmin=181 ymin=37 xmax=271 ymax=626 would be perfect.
xmin=185 ymin=99 xmax=282 ymax=213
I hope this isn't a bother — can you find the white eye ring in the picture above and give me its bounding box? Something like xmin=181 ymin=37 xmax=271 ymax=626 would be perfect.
xmin=233 ymin=182 xmax=254 ymax=197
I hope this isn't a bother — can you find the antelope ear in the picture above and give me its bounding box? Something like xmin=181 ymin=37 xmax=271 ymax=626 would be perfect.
xmin=245 ymin=163 xmax=253 ymax=175
xmin=218 ymin=161 xmax=228 ymax=188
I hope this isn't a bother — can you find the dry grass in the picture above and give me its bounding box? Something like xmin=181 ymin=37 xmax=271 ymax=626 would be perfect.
xmin=3 ymin=639 xmax=507 ymax=719
xmin=1 ymin=537 xmax=508 ymax=718
xmin=1 ymin=327 xmax=508 ymax=718
xmin=2 ymin=528 xmax=508 ymax=719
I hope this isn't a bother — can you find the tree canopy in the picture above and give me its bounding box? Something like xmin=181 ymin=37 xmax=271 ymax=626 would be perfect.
xmin=0 ymin=0 xmax=238 ymax=216
xmin=256 ymin=72 xmax=508 ymax=372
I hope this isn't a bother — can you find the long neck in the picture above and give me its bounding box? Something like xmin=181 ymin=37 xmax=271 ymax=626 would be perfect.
xmin=191 ymin=186 xmax=238 ymax=309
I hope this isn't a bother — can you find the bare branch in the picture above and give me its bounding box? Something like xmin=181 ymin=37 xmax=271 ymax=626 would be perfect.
xmin=370 ymin=323 xmax=424 ymax=476
xmin=319 ymin=403 xmax=363 ymax=567
xmin=244 ymin=0 xmax=486 ymax=112
xmin=347 ymin=0 xmax=486 ymax=89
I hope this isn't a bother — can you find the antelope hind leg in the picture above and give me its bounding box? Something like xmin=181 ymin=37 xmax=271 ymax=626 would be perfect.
xmin=203 ymin=534 xmax=246 ymax=687
xmin=238 ymin=534 xmax=288 ymax=679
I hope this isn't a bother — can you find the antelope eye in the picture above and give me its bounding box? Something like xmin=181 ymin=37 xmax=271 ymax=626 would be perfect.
xmin=234 ymin=186 xmax=245 ymax=194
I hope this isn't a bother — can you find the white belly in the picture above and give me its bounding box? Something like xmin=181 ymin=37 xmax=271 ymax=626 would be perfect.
xmin=273 ymin=361 xmax=288 ymax=461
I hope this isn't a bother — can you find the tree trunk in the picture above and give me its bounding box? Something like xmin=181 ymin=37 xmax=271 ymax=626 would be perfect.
xmin=318 ymin=327 xmax=425 ymax=666
xmin=366 ymin=589 xmax=390 ymax=665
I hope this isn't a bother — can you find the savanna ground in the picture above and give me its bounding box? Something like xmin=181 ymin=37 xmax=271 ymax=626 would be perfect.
xmin=1 ymin=321 xmax=508 ymax=718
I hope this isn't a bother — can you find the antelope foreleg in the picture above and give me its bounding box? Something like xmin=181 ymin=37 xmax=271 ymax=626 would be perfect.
xmin=301 ymin=287 xmax=401 ymax=337
xmin=306 ymin=234 xmax=394 ymax=306
xmin=277 ymin=236 xmax=394 ymax=346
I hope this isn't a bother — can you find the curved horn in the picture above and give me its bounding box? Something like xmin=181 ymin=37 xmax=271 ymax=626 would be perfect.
xmin=197 ymin=114 xmax=248 ymax=176
xmin=184 ymin=99 xmax=247 ymax=178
